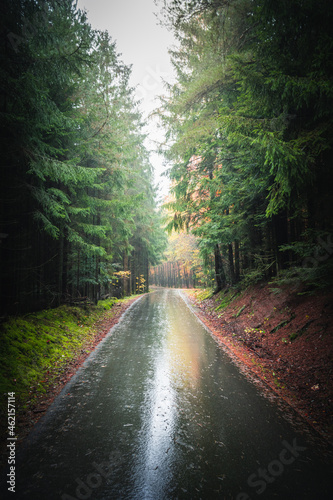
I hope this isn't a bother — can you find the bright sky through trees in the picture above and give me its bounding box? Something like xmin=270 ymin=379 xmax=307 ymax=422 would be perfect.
xmin=76 ymin=0 xmax=176 ymax=201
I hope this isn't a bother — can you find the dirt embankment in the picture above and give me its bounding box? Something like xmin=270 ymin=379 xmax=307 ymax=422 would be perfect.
xmin=185 ymin=284 xmax=333 ymax=443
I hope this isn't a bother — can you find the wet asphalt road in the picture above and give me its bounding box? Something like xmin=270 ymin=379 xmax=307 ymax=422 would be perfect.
xmin=1 ymin=289 xmax=332 ymax=499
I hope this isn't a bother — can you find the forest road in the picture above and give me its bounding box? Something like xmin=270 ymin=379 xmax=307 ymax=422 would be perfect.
xmin=1 ymin=288 xmax=332 ymax=499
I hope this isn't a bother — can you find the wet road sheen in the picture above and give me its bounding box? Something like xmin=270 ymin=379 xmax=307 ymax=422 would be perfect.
xmin=6 ymin=290 xmax=332 ymax=499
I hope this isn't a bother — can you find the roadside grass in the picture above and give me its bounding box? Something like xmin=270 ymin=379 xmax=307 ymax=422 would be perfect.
xmin=0 ymin=296 xmax=137 ymax=410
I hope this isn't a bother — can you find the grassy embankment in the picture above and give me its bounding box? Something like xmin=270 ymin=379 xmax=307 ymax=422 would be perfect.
xmin=0 ymin=296 xmax=137 ymax=414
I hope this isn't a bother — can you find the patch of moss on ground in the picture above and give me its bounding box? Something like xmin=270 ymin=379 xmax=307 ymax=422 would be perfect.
xmin=215 ymin=289 xmax=241 ymax=313
xmin=0 ymin=296 xmax=134 ymax=410
xmin=192 ymin=288 xmax=214 ymax=301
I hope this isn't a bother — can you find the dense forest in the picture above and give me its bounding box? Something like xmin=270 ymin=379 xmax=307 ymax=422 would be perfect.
xmin=1 ymin=0 xmax=333 ymax=317
xmin=154 ymin=0 xmax=333 ymax=292
xmin=0 ymin=0 xmax=167 ymax=315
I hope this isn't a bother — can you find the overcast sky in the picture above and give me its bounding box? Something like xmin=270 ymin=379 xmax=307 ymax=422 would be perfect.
xmin=76 ymin=0 xmax=176 ymax=200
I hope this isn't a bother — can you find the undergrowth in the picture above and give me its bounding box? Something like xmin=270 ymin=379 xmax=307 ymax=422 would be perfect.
xmin=192 ymin=288 xmax=214 ymax=301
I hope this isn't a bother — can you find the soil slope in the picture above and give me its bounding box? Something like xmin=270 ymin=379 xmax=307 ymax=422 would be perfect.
xmin=185 ymin=284 xmax=333 ymax=443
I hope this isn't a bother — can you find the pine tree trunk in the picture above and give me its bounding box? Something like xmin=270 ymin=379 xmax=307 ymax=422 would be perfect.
xmin=228 ymin=243 xmax=235 ymax=284
xmin=235 ymin=240 xmax=240 ymax=282
xmin=272 ymin=210 xmax=289 ymax=272
xmin=146 ymin=256 xmax=149 ymax=292
xmin=123 ymin=252 xmax=130 ymax=296
xmin=62 ymin=229 xmax=69 ymax=301
xmin=77 ymin=249 xmax=80 ymax=297
xmin=58 ymin=234 xmax=64 ymax=306
xmin=214 ymin=244 xmax=225 ymax=293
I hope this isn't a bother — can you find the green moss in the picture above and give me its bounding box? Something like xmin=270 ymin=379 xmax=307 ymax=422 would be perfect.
xmin=234 ymin=304 xmax=246 ymax=318
xmin=270 ymin=314 xmax=295 ymax=334
xmin=215 ymin=290 xmax=240 ymax=312
xmin=0 ymin=296 xmax=133 ymax=404
xmin=195 ymin=288 xmax=214 ymax=301
xmin=100 ymin=298 xmax=117 ymax=310
xmin=289 ymin=320 xmax=314 ymax=342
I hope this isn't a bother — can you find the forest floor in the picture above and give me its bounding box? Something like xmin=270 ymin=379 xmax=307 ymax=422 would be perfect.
xmin=184 ymin=283 xmax=333 ymax=444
